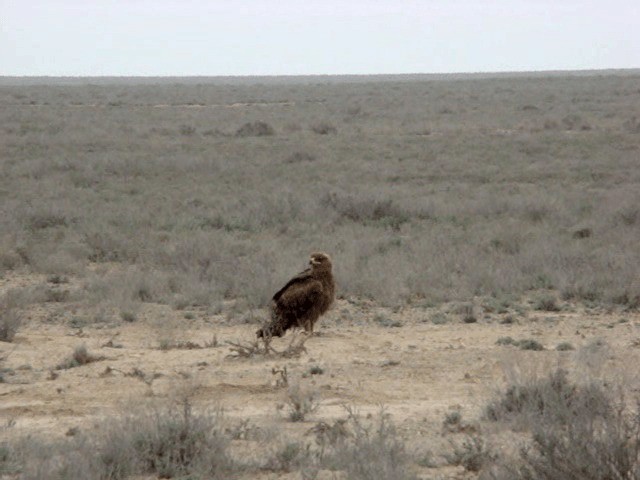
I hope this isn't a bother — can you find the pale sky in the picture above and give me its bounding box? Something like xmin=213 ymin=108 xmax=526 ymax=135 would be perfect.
xmin=1 ymin=0 xmax=639 ymax=76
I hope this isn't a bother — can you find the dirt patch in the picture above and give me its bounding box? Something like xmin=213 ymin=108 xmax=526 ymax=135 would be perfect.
xmin=2 ymin=271 xmax=639 ymax=478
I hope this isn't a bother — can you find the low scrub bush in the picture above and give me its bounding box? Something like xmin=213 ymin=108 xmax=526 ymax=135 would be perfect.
xmin=6 ymin=398 xmax=234 ymax=480
xmin=533 ymin=293 xmax=560 ymax=312
xmin=321 ymin=192 xmax=411 ymax=230
xmin=514 ymin=402 xmax=640 ymax=480
xmin=284 ymin=383 xmax=319 ymax=422
xmin=318 ymin=408 xmax=417 ymax=480
xmin=485 ymin=368 xmax=610 ymax=426
xmin=488 ymin=371 xmax=640 ymax=480
xmin=56 ymin=345 xmax=104 ymax=370
xmin=495 ymin=337 xmax=544 ymax=350
xmin=284 ymin=151 xmax=316 ymax=163
xmin=445 ymin=434 xmax=493 ymax=473
xmin=235 ymin=121 xmax=274 ymax=137
xmin=310 ymin=122 xmax=337 ymax=135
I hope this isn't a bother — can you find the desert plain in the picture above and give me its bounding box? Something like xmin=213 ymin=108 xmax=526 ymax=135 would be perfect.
xmin=1 ymin=72 xmax=640 ymax=479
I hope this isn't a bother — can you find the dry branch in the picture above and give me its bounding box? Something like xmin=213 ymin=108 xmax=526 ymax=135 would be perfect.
xmin=225 ymin=332 xmax=309 ymax=359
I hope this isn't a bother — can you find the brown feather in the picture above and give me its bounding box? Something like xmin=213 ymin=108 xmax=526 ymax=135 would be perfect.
xmin=257 ymin=253 xmax=335 ymax=338
xmin=272 ymin=268 xmax=312 ymax=302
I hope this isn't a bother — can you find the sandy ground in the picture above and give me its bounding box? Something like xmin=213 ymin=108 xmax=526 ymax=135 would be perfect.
xmin=1 ymin=270 xmax=640 ymax=479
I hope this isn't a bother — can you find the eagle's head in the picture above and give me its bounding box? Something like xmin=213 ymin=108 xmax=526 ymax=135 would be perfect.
xmin=309 ymin=252 xmax=332 ymax=271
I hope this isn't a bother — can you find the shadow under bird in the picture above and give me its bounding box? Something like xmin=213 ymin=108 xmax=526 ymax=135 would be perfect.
xmin=257 ymin=252 xmax=335 ymax=338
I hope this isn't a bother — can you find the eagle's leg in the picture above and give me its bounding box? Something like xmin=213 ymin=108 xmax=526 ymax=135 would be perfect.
xmin=299 ymin=318 xmax=311 ymax=334
xmin=302 ymin=319 xmax=317 ymax=336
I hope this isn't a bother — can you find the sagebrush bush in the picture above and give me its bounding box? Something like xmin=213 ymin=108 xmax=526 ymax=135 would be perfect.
xmin=310 ymin=122 xmax=337 ymax=135
xmin=485 ymin=368 xmax=610 ymax=426
xmin=56 ymin=345 xmax=104 ymax=370
xmin=235 ymin=121 xmax=274 ymax=137
xmin=6 ymin=399 xmax=233 ymax=480
xmin=515 ymin=403 xmax=640 ymax=480
xmin=319 ymin=408 xmax=416 ymax=480
xmin=284 ymin=384 xmax=319 ymax=422
xmin=533 ymin=293 xmax=560 ymax=312
xmin=488 ymin=372 xmax=640 ymax=480
xmin=445 ymin=434 xmax=492 ymax=472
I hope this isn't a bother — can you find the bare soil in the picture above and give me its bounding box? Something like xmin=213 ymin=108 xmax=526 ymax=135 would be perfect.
xmin=2 ymin=270 xmax=639 ymax=479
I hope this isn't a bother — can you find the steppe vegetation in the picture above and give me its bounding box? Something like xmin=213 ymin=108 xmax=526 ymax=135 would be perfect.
xmin=1 ymin=72 xmax=640 ymax=479
xmin=1 ymin=73 xmax=639 ymax=310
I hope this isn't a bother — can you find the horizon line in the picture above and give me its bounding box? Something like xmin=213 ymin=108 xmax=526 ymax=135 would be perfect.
xmin=2 ymin=67 xmax=640 ymax=79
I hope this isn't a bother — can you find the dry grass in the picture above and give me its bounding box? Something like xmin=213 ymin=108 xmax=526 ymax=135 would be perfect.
xmin=1 ymin=396 xmax=416 ymax=480
xmin=1 ymin=73 xmax=639 ymax=318
xmin=283 ymin=383 xmax=319 ymax=422
xmin=318 ymin=407 xmax=417 ymax=480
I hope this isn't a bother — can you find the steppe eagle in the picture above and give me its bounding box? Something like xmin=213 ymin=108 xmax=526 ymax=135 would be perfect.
xmin=257 ymin=252 xmax=335 ymax=338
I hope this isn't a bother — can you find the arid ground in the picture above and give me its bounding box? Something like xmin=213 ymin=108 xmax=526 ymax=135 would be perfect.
xmin=1 ymin=72 xmax=639 ymax=479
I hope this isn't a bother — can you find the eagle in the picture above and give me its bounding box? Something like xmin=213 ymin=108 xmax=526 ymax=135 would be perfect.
xmin=257 ymin=252 xmax=335 ymax=338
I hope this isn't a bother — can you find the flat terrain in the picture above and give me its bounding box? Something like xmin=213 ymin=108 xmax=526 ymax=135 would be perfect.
xmin=2 ymin=267 xmax=640 ymax=479
xmin=1 ymin=72 xmax=639 ymax=478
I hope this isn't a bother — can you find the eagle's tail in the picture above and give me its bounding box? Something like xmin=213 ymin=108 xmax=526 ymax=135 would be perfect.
xmin=256 ymin=311 xmax=289 ymax=339
xmin=256 ymin=323 xmax=284 ymax=339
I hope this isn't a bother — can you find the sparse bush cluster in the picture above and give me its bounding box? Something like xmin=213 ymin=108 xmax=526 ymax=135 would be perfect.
xmin=4 ymin=399 xmax=234 ymax=480
xmin=486 ymin=369 xmax=640 ymax=480
xmin=311 ymin=408 xmax=417 ymax=480
xmin=2 ymin=403 xmax=418 ymax=480
xmin=485 ymin=368 xmax=608 ymax=423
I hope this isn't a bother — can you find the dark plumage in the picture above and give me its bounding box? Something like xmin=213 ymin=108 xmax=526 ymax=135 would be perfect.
xmin=257 ymin=252 xmax=335 ymax=338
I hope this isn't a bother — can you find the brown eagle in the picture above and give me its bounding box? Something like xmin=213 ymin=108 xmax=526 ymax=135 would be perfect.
xmin=257 ymin=252 xmax=335 ymax=338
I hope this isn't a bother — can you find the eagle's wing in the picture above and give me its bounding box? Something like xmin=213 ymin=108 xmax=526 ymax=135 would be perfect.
xmin=273 ymin=277 xmax=324 ymax=319
xmin=272 ymin=268 xmax=312 ymax=302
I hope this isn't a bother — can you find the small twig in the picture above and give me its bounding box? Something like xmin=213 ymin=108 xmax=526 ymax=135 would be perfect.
xmin=272 ymin=366 xmax=288 ymax=388
xmin=271 ymin=333 xmax=309 ymax=358
xmin=225 ymin=339 xmax=274 ymax=358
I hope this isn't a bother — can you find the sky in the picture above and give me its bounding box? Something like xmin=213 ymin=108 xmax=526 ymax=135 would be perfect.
xmin=1 ymin=1 xmax=639 ymax=76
